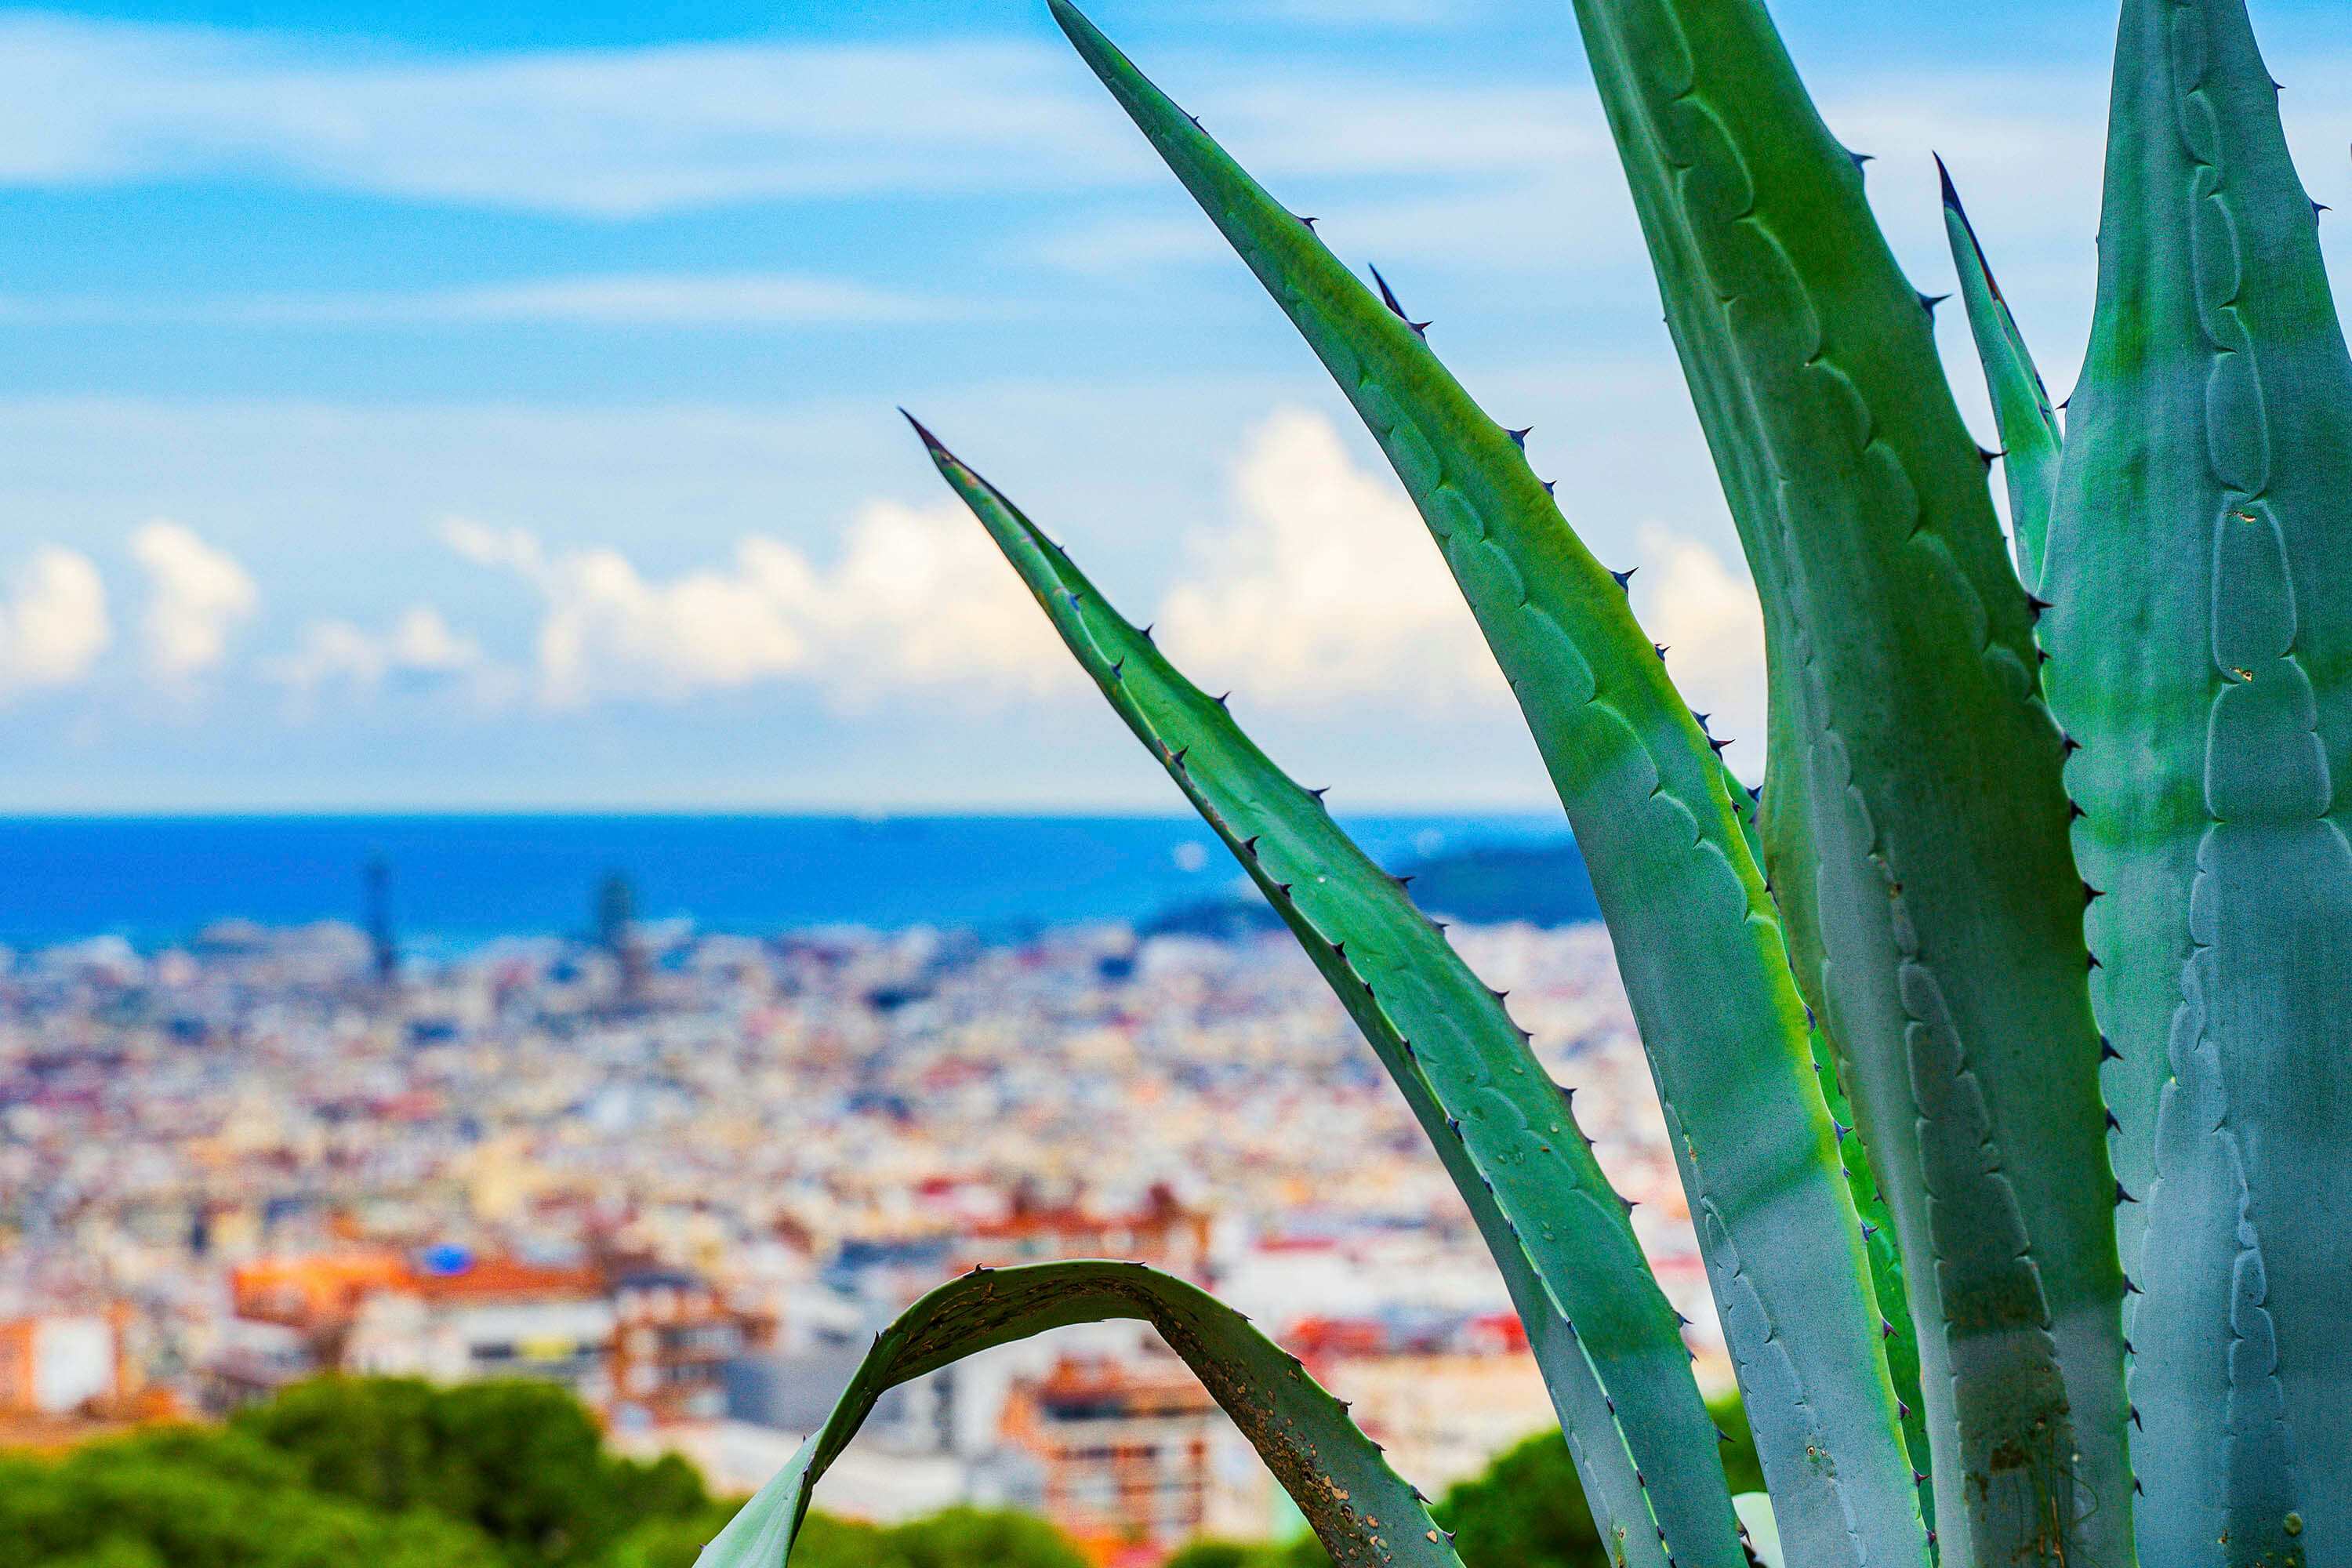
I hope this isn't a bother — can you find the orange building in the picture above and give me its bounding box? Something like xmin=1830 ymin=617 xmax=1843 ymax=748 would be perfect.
xmin=230 ymin=1251 xmax=411 ymax=1330
xmin=957 ymin=1184 xmax=1212 ymax=1284
xmin=998 ymin=1352 xmax=1218 ymax=1566
xmin=224 ymin=1247 xmax=763 ymax=1428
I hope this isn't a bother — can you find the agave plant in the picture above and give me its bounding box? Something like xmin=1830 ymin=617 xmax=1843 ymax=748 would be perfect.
xmin=701 ymin=1 xmax=2351 ymax=1566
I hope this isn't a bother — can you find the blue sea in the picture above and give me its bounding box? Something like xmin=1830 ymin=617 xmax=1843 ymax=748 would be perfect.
xmin=0 ymin=814 xmax=1573 ymax=953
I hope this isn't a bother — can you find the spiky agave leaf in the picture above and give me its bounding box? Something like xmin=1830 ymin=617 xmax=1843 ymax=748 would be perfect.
xmin=691 ymin=1261 xmax=1459 ymax=1568
xmin=2042 ymin=0 xmax=2352 ymax=1560
xmin=1042 ymin=13 xmax=1925 ymax=1568
xmin=914 ymin=416 xmax=1733 ymax=1568
xmin=1557 ymin=0 xmax=2129 ymax=1563
xmin=1937 ymin=159 xmax=2064 ymax=590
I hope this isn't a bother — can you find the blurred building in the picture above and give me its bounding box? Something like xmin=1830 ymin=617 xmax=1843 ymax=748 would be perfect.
xmin=956 ymin=1184 xmax=1212 ymax=1285
xmin=343 ymin=1253 xmax=614 ymax=1398
xmin=998 ymin=1351 xmax=1218 ymax=1568
xmin=213 ymin=1247 xmax=764 ymax=1426
xmin=1 ymin=908 xmax=1707 ymax=1553
xmin=0 ymin=1312 xmax=118 ymax=1415
xmin=608 ymin=1266 xmax=771 ymax=1425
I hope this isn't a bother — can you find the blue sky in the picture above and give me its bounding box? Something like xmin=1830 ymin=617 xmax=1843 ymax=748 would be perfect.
xmin=0 ymin=0 xmax=2340 ymax=811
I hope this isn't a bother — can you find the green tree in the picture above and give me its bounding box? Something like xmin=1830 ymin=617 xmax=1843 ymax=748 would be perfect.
xmin=1432 ymin=1428 xmax=1598 ymax=1568
xmin=774 ymin=1515 xmax=912 ymax=1568
xmin=604 ymin=1505 xmax=750 ymax=1568
xmin=1434 ymin=1397 xmax=1760 ymax=1568
xmin=0 ymin=1426 xmax=504 ymax=1568
xmin=5 ymin=1378 xmax=1092 ymax=1568
xmin=1167 ymin=1396 xmax=1762 ymax=1568
xmin=234 ymin=1376 xmax=707 ymax=1567
xmin=615 ymin=1505 xmax=1086 ymax=1568
xmin=1163 ymin=1539 xmax=1326 ymax=1568
xmin=891 ymin=1507 xmax=1090 ymax=1568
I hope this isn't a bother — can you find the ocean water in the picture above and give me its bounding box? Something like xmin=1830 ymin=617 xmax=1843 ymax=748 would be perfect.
xmin=0 ymin=813 xmax=1573 ymax=953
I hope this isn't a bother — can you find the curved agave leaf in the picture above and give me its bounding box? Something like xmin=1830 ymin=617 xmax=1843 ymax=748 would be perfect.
xmin=1558 ymin=0 xmax=2129 ymax=1563
xmin=692 ymin=1261 xmax=1459 ymax=1568
xmin=913 ymin=417 xmax=1722 ymax=1568
xmin=2042 ymin=0 xmax=2352 ymax=1561
xmin=1040 ymin=16 xmax=1923 ymax=1568
xmin=1937 ymin=159 xmax=2064 ymax=591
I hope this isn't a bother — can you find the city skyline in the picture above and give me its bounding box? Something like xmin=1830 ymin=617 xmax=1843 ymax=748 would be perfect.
xmin=0 ymin=0 xmax=2339 ymax=809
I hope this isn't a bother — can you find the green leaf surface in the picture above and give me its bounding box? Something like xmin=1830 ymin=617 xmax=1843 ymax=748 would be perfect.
xmin=1040 ymin=16 xmax=1923 ymax=1568
xmin=1937 ymin=160 xmax=2063 ymax=591
xmin=2042 ymin=1 xmax=2352 ymax=1562
xmin=1716 ymin=768 xmax=1931 ymax=1504
xmin=1557 ymin=1 xmax=2129 ymax=1563
xmin=917 ymin=419 xmax=1714 ymax=1568
xmin=691 ymin=1261 xmax=1456 ymax=1568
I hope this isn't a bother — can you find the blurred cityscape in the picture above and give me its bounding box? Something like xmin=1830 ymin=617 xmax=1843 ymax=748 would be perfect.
xmin=0 ymin=872 xmax=1716 ymax=1567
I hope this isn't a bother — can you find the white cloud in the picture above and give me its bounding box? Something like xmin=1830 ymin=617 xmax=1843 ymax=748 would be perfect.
xmin=443 ymin=500 xmax=1073 ymax=710
xmin=0 ymin=274 xmax=951 ymax=329
xmin=1156 ymin=407 xmax=1511 ymax=715
xmin=1633 ymin=522 xmax=1766 ymax=781
xmin=129 ymin=520 xmax=257 ymax=679
xmin=0 ymin=15 xmax=1644 ymax=232
xmin=0 ymin=546 xmax=110 ymax=696
xmin=0 ymin=20 xmax=1142 ymax=216
xmin=268 ymin=604 xmax=486 ymax=710
xmin=223 ymin=273 xmax=944 ymax=328
xmin=1035 ymin=73 xmax=1633 ymax=274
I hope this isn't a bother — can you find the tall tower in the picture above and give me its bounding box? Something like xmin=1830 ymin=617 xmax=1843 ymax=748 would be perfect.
xmin=364 ymin=856 xmax=397 ymax=989
xmin=596 ymin=869 xmax=647 ymax=1005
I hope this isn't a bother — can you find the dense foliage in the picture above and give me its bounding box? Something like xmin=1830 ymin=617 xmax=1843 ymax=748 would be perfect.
xmin=1166 ymin=1397 xmax=1762 ymax=1568
xmin=0 ymin=1372 xmax=1710 ymax=1568
xmin=0 ymin=1379 xmax=1085 ymax=1568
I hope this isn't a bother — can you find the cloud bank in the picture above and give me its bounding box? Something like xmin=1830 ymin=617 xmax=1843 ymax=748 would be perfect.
xmin=412 ymin=408 xmax=1762 ymax=766
xmin=1160 ymin=407 xmax=1511 ymax=715
xmin=130 ymin=521 xmax=256 ymax=680
xmin=442 ymin=498 xmax=1076 ymax=711
xmin=0 ymin=546 xmax=110 ymax=697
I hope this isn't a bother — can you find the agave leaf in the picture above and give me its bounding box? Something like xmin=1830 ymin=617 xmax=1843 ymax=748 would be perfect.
xmin=1041 ymin=15 xmax=1925 ymax=1568
xmin=1716 ymin=766 xmax=1930 ymax=1501
xmin=1558 ymin=0 xmax=2130 ymax=1562
xmin=1047 ymin=13 xmax=1927 ymax=1568
xmin=916 ymin=417 xmax=1721 ymax=1568
xmin=2042 ymin=0 xmax=2352 ymax=1560
xmin=1937 ymin=159 xmax=2064 ymax=590
xmin=692 ymin=1261 xmax=1459 ymax=1568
